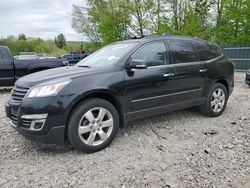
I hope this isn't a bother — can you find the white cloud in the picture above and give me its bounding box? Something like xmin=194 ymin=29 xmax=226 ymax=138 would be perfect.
xmin=0 ymin=0 xmax=87 ymax=41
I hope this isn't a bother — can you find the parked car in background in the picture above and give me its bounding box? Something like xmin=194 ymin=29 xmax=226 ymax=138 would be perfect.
xmin=60 ymin=53 xmax=88 ymax=65
xmin=245 ymin=69 xmax=250 ymax=87
xmin=0 ymin=46 xmax=68 ymax=87
xmin=14 ymin=54 xmax=39 ymax=60
xmin=5 ymin=35 xmax=234 ymax=153
xmin=14 ymin=53 xmax=56 ymax=60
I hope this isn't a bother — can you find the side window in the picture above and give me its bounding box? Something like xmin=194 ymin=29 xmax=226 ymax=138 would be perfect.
xmin=0 ymin=48 xmax=11 ymax=60
xmin=168 ymin=41 xmax=198 ymax=63
xmin=194 ymin=42 xmax=211 ymax=61
xmin=0 ymin=51 xmax=3 ymax=59
xmin=209 ymin=44 xmax=222 ymax=59
xmin=132 ymin=42 xmax=168 ymax=67
xmin=195 ymin=42 xmax=222 ymax=61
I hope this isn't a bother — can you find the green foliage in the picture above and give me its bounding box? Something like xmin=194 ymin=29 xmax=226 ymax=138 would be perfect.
xmin=18 ymin=34 xmax=27 ymax=41
xmin=55 ymin=33 xmax=66 ymax=49
xmin=72 ymin=0 xmax=250 ymax=45
xmin=0 ymin=35 xmax=99 ymax=57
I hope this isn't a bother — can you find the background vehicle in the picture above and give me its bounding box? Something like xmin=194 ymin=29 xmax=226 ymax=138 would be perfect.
xmin=0 ymin=46 xmax=68 ymax=87
xmin=5 ymin=35 xmax=234 ymax=153
xmin=246 ymin=69 xmax=250 ymax=87
xmin=60 ymin=53 xmax=88 ymax=65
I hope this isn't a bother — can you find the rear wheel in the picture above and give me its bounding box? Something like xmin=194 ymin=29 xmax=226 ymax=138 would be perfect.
xmin=67 ymin=98 xmax=119 ymax=153
xmin=200 ymin=83 xmax=228 ymax=117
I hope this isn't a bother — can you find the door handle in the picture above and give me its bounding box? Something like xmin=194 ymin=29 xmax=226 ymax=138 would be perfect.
xmin=163 ymin=73 xmax=175 ymax=77
xmin=199 ymin=69 xmax=207 ymax=73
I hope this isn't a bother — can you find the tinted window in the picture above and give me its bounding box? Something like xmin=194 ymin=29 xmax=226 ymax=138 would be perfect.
xmin=169 ymin=41 xmax=198 ymax=63
xmin=194 ymin=42 xmax=222 ymax=61
xmin=132 ymin=42 xmax=168 ymax=67
xmin=209 ymin=44 xmax=222 ymax=59
xmin=0 ymin=50 xmax=3 ymax=59
xmin=0 ymin=48 xmax=10 ymax=60
xmin=194 ymin=42 xmax=211 ymax=61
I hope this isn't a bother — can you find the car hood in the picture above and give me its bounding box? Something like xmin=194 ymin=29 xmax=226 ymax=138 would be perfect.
xmin=15 ymin=66 xmax=103 ymax=88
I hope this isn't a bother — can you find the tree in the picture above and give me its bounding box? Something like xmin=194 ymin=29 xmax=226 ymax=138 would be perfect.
xmin=88 ymin=0 xmax=131 ymax=44
xmin=18 ymin=34 xmax=26 ymax=40
xmin=55 ymin=33 xmax=66 ymax=49
xmin=72 ymin=5 xmax=100 ymax=44
xmin=72 ymin=0 xmax=250 ymax=45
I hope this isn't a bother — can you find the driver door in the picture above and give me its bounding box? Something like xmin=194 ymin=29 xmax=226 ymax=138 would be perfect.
xmin=124 ymin=42 xmax=178 ymax=120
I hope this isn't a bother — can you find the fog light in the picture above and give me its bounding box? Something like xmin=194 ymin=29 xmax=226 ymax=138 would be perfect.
xmin=21 ymin=114 xmax=47 ymax=131
xmin=34 ymin=122 xmax=44 ymax=129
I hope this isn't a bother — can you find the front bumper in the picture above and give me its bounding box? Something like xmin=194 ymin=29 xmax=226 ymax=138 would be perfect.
xmin=5 ymin=96 xmax=73 ymax=144
xmin=245 ymin=72 xmax=250 ymax=85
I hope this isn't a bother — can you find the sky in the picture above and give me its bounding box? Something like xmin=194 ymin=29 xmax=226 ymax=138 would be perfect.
xmin=0 ymin=0 xmax=87 ymax=41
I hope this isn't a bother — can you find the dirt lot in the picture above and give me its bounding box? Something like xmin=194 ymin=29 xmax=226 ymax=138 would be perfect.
xmin=0 ymin=72 xmax=249 ymax=188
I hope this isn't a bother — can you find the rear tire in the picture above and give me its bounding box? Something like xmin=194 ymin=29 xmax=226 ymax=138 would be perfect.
xmin=67 ymin=98 xmax=119 ymax=153
xmin=200 ymin=83 xmax=228 ymax=117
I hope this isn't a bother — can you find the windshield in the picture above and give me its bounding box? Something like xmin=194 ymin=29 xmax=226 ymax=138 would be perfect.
xmin=76 ymin=42 xmax=138 ymax=68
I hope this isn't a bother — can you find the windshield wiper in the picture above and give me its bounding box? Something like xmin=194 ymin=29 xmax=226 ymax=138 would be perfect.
xmin=78 ymin=65 xmax=91 ymax=68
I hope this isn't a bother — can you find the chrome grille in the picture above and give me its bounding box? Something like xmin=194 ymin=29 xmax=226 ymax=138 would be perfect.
xmin=21 ymin=119 xmax=32 ymax=129
xmin=10 ymin=115 xmax=18 ymax=127
xmin=11 ymin=86 xmax=30 ymax=103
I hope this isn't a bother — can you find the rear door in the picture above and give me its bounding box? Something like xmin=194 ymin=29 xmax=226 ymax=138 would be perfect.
xmin=167 ymin=40 xmax=207 ymax=104
xmin=0 ymin=47 xmax=15 ymax=87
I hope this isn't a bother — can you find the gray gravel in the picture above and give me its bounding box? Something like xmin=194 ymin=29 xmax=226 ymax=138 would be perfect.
xmin=0 ymin=72 xmax=249 ymax=188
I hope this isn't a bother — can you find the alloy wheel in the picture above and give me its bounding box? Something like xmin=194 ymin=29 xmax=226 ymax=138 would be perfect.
xmin=78 ymin=107 xmax=114 ymax=146
xmin=211 ymin=88 xmax=226 ymax=113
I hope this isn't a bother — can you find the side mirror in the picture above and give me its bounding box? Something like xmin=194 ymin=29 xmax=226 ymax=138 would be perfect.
xmin=126 ymin=60 xmax=147 ymax=70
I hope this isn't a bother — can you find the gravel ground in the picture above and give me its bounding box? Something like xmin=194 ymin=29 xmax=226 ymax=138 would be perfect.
xmin=0 ymin=72 xmax=249 ymax=188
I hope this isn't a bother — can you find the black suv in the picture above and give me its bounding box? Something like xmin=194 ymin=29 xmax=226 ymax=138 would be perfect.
xmin=5 ymin=35 xmax=234 ymax=153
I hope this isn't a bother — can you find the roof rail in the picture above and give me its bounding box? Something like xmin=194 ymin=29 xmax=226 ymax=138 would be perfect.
xmin=131 ymin=35 xmax=147 ymax=39
xmin=162 ymin=33 xmax=173 ymax=36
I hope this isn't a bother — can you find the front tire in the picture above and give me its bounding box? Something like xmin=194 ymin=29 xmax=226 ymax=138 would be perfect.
xmin=200 ymin=83 xmax=228 ymax=117
xmin=67 ymin=98 xmax=119 ymax=153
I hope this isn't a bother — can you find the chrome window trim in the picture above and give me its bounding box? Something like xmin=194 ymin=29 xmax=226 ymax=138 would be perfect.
xmin=131 ymin=88 xmax=202 ymax=103
xmin=125 ymin=39 xmax=224 ymax=70
xmin=145 ymin=54 xmax=223 ymax=69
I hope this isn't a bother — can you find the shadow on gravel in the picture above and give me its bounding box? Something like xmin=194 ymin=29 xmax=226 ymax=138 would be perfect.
xmin=0 ymin=88 xmax=12 ymax=94
xmin=125 ymin=107 xmax=205 ymax=131
xmin=31 ymin=142 xmax=74 ymax=154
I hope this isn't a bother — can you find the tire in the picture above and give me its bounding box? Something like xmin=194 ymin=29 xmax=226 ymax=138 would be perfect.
xmin=67 ymin=98 xmax=119 ymax=153
xmin=200 ymin=83 xmax=228 ymax=117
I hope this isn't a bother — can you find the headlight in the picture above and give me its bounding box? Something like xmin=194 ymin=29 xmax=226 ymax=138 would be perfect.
xmin=26 ymin=80 xmax=71 ymax=98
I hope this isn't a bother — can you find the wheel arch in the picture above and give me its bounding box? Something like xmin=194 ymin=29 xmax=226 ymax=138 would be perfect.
xmin=65 ymin=90 xmax=125 ymax=136
xmin=215 ymin=79 xmax=229 ymax=95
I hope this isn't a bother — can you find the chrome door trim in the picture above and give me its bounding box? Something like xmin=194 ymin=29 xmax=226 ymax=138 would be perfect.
xmin=131 ymin=88 xmax=202 ymax=103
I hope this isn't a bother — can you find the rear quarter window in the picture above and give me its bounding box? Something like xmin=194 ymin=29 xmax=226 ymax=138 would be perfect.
xmin=209 ymin=44 xmax=222 ymax=59
xmin=168 ymin=41 xmax=198 ymax=63
xmin=194 ymin=42 xmax=222 ymax=61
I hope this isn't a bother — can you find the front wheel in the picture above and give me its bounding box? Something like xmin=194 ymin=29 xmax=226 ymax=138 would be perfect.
xmin=200 ymin=83 xmax=228 ymax=117
xmin=67 ymin=98 xmax=119 ymax=153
